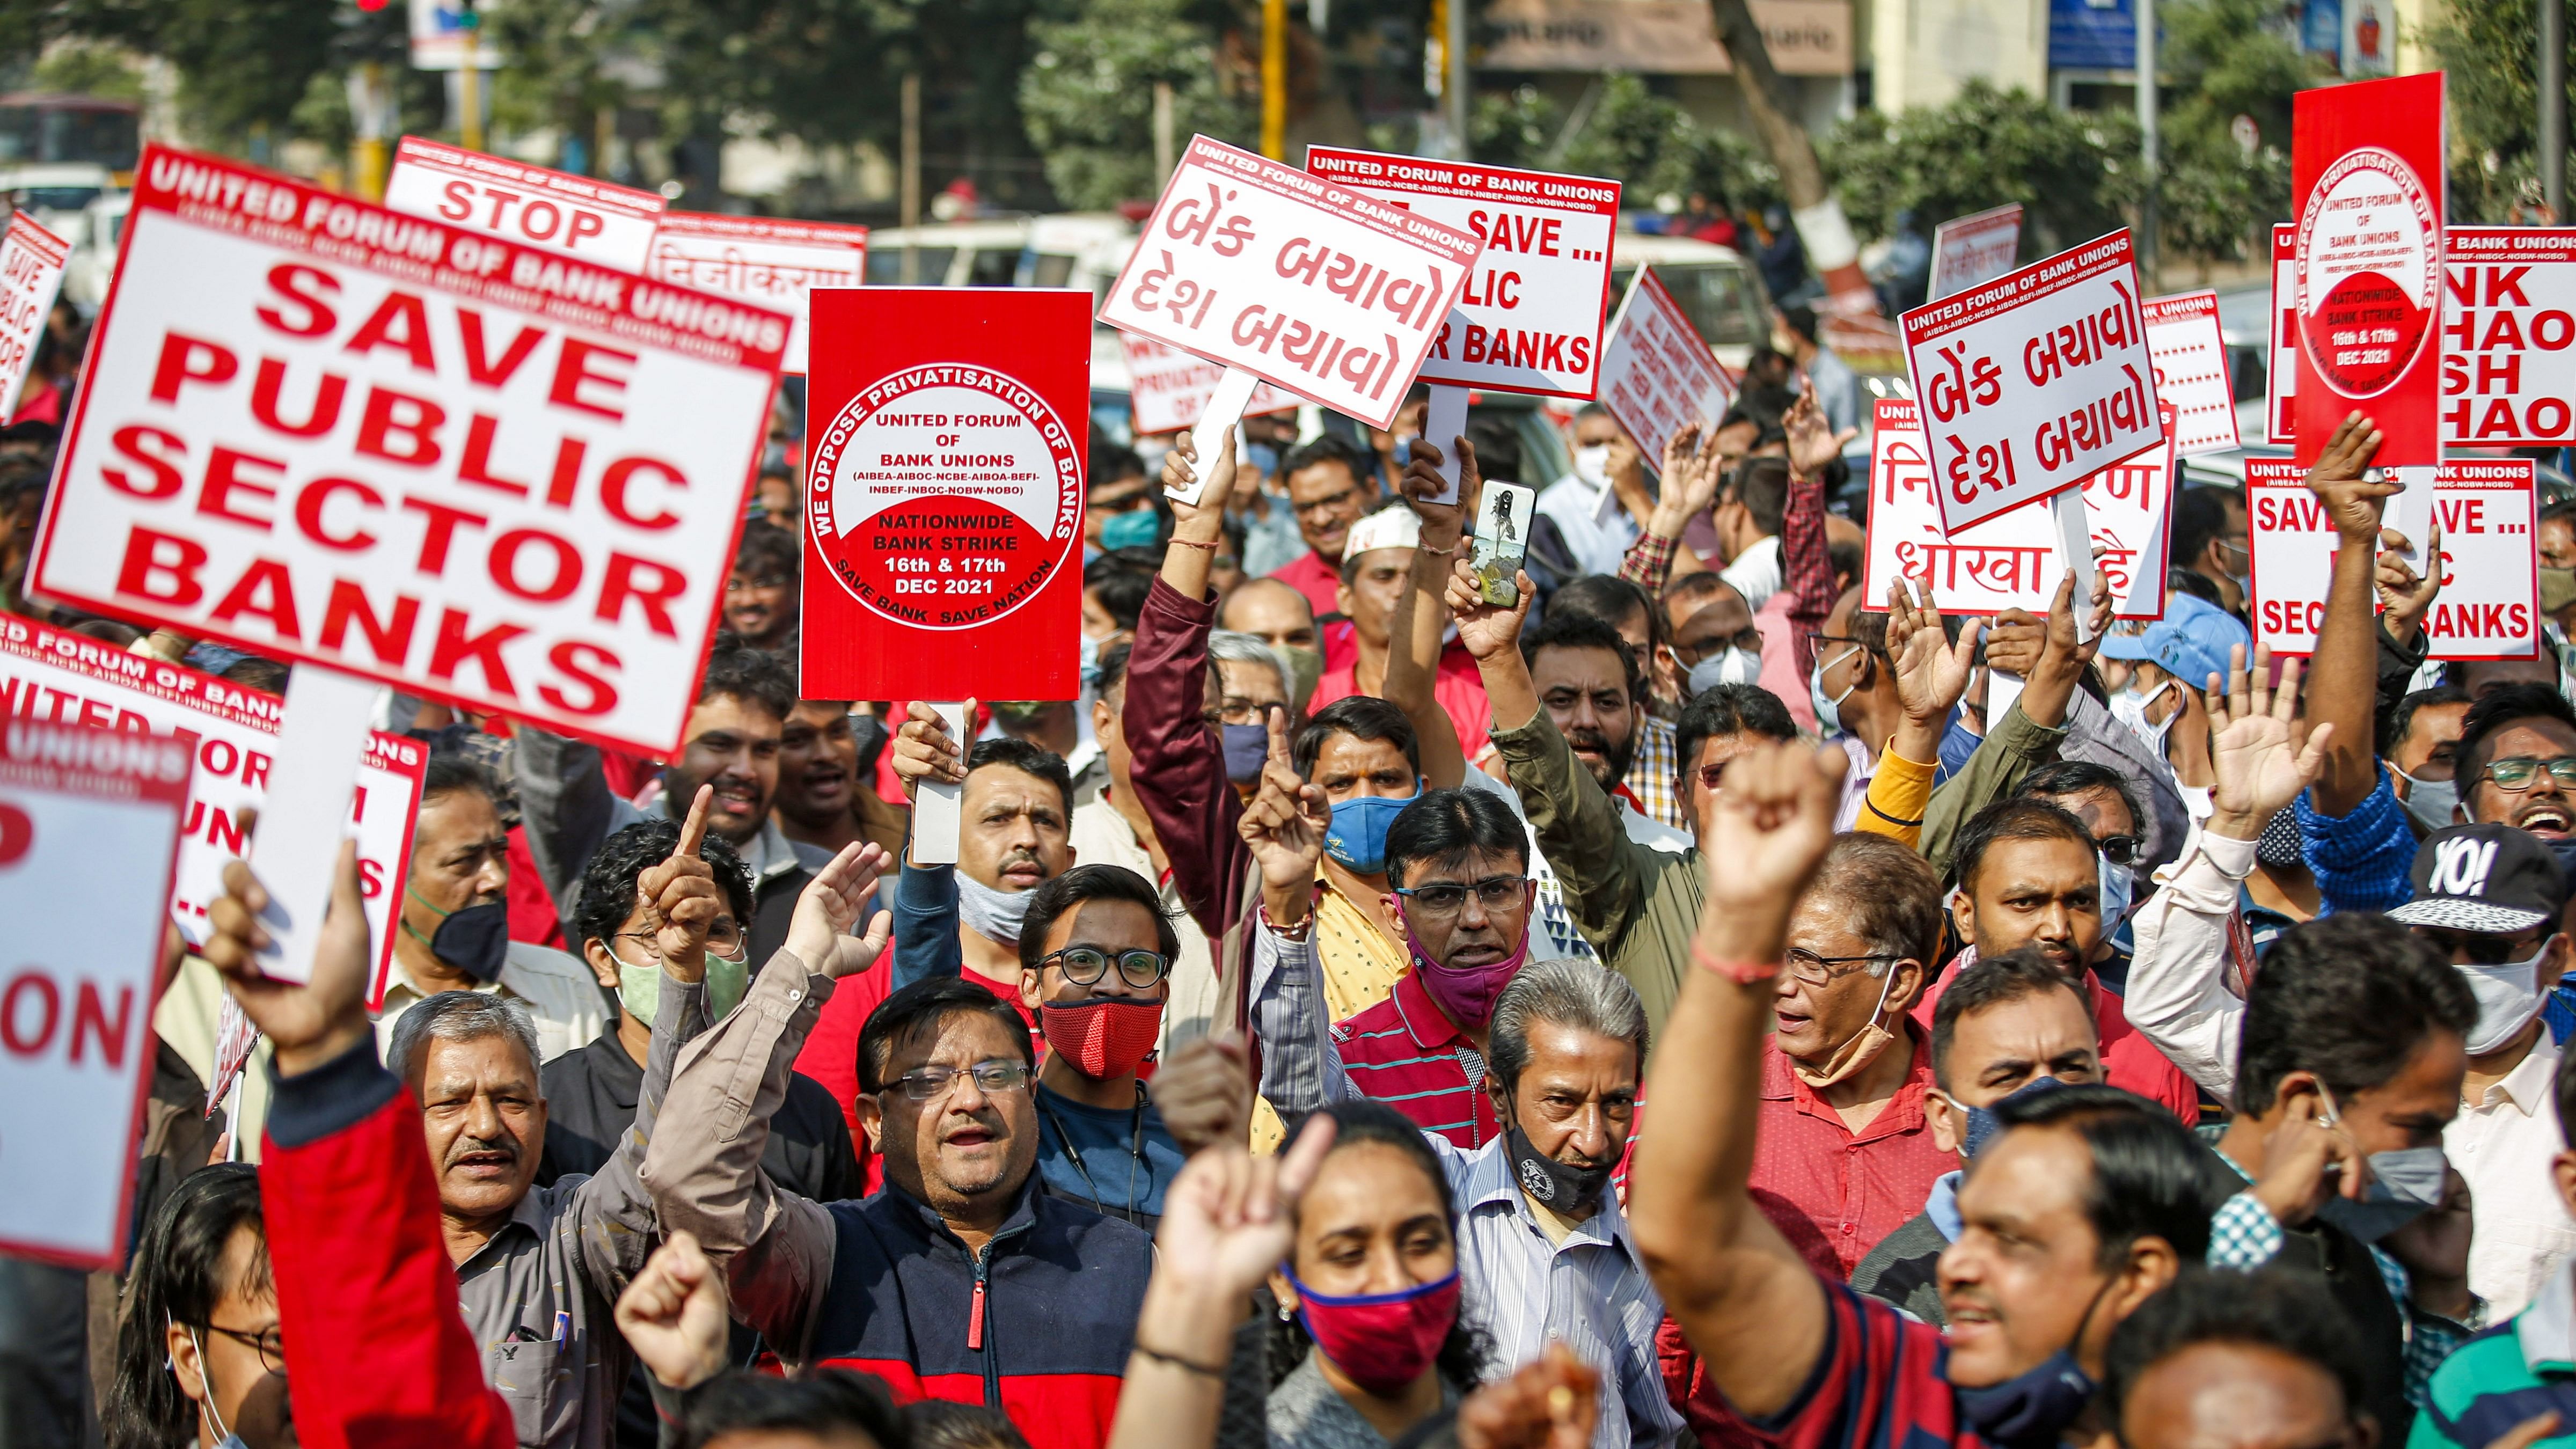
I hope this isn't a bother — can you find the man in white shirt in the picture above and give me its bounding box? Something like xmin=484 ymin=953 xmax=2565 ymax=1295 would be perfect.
xmin=1535 ymin=405 xmax=1643 ymax=580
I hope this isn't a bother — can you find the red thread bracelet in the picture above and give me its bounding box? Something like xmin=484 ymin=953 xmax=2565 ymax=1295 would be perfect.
xmin=1693 ymin=940 xmax=1782 ymax=984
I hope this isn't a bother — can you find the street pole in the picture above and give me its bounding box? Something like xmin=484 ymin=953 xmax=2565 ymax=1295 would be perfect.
xmin=2136 ymin=0 xmax=2157 ymax=286
xmin=1448 ymin=0 xmax=1468 ymax=161
xmin=1262 ymin=0 xmax=1287 ymax=160
xmin=459 ymin=1 xmax=482 ymax=153
xmin=2545 ymin=0 xmax=2566 ymax=223
xmin=1153 ymin=82 xmax=1175 ymax=185
xmin=900 ymin=72 xmax=921 ymax=283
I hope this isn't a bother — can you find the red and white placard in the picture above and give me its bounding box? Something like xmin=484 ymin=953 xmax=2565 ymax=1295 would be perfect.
xmin=2141 ymin=290 xmax=2240 ymax=457
xmin=28 ymin=146 xmax=787 ymax=758
xmin=1305 ymin=148 xmax=1619 ymax=400
xmin=1099 ymin=135 xmax=1482 ymax=431
xmin=1597 ymin=268 xmax=1738 ymax=470
xmin=385 ymin=137 xmax=667 ymax=273
xmin=1121 ymin=334 xmax=1300 ymax=436
xmin=0 ymin=718 xmax=191 ymax=1270
xmin=2248 ymin=457 xmax=2538 ymax=660
xmin=0 ymin=213 xmax=69 ymax=426
xmin=0 ymin=612 xmax=425 ymax=1002
xmin=1901 ymin=229 xmax=2162 ymax=532
xmin=1862 ymin=398 xmax=2171 ymax=620
xmin=2441 ymin=228 xmax=2576 ymax=448
xmin=2290 ymin=72 xmax=2446 ymax=468
xmin=1928 ymin=203 xmax=2024 ymax=303
xmin=649 ymin=212 xmax=868 ymax=375
xmin=2268 ymin=224 xmax=2298 ymax=445
xmin=802 ymin=288 xmax=1090 ymax=703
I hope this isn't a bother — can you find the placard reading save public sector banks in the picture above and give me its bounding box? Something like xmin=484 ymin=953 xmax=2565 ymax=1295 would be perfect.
xmin=2246 ymin=457 xmax=2537 ymax=661
xmin=1900 ymin=229 xmax=2163 ymax=533
xmin=1304 ymin=147 xmax=1619 ymax=400
xmin=0 ymin=719 xmax=190 ymax=1271
xmin=802 ymin=288 xmax=1091 ymax=702
xmin=649 ymin=212 xmax=869 ymax=375
xmin=0 ymin=612 xmax=425 ymax=1006
xmin=384 ymin=137 xmax=668 ymax=274
xmin=1121 ymin=334 xmax=1301 ymax=437
xmin=1596 ymin=267 xmax=1737 ymax=470
xmin=1099 ymin=135 xmax=1483 ymax=431
xmin=27 ymin=146 xmax=788 ymax=759
xmin=0 ymin=212 xmax=69 ymax=427
xmin=1862 ymin=397 xmax=2171 ymax=621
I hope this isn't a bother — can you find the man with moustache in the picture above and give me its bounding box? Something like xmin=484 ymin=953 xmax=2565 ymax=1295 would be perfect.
xmin=772 ymin=699 xmax=909 ymax=862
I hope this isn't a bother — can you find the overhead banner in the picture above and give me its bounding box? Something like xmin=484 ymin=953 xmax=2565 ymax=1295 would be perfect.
xmin=2248 ymin=457 xmax=2538 ymax=660
xmin=1121 ymin=335 xmax=1300 ymax=437
xmin=0 ymin=719 xmax=191 ymax=1271
xmin=2140 ymin=290 xmax=2240 ymax=457
xmin=385 ymin=137 xmax=667 ymax=273
xmin=1928 ymin=204 xmax=2024 ymax=303
xmin=1900 ymin=229 xmax=2162 ymax=532
xmin=1597 ymin=268 xmax=1738 ymax=469
xmin=1304 ymin=147 xmax=1620 ymax=400
xmin=648 ymin=213 xmax=869 ymax=375
xmin=2441 ymin=228 xmax=2576 ymax=448
xmin=2290 ymin=71 xmax=2445 ymax=467
xmin=1862 ymin=397 xmax=2171 ymax=620
xmin=0 ymin=612 xmax=425 ymax=1004
xmin=29 ymin=146 xmax=788 ymax=758
xmin=803 ymin=288 xmax=1091 ymax=701
xmin=1098 ymin=135 xmax=1483 ymax=431
xmin=0 ymin=213 xmax=70 ymax=427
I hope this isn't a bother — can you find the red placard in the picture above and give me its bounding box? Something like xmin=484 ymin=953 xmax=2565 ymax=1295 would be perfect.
xmin=2290 ymin=72 xmax=2446 ymax=466
xmin=802 ymin=289 xmax=1091 ymax=701
xmin=27 ymin=145 xmax=787 ymax=759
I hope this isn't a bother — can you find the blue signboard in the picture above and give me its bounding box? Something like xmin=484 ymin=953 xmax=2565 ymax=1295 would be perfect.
xmin=2050 ymin=0 xmax=2139 ymax=71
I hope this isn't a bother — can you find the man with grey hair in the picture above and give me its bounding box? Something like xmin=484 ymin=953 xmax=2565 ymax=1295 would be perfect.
xmin=1206 ymin=626 xmax=1296 ymax=792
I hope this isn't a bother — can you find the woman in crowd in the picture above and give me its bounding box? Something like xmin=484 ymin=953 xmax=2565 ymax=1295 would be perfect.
xmin=105 ymin=1163 xmax=289 ymax=1449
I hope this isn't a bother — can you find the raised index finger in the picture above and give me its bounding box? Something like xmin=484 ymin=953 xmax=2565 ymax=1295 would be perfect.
xmin=675 ymin=782 xmax=713 ymax=858
xmin=1266 ymin=703 xmax=1291 ymax=767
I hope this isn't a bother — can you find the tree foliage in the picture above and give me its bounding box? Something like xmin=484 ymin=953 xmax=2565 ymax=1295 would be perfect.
xmin=1471 ymin=75 xmax=1782 ymax=215
xmin=2425 ymin=0 xmax=2575 ymax=222
xmin=2153 ymin=0 xmax=2312 ymax=265
xmin=1017 ymin=0 xmax=1249 ymax=210
xmin=1823 ymin=80 xmax=2144 ymax=260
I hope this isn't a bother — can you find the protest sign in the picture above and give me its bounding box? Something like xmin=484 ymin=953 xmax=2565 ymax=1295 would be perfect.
xmin=802 ymin=287 xmax=1090 ymax=704
xmin=2290 ymin=72 xmax=2445 ymax=468
xmin=2268 ymin=223 xmax=2297 ymax=444
xmin=385 ymin=137 xmax=667 ymax=273
xmin=1120 ymin=334 xmax=1300 ymax=437
xmin=2141 ymin=290 xmax=2240 ymax=456
xmin=28 ymin=145 xmax=787 ymax=758
xmin=649 ymin=212 xmax=869 ymax=375
xmin=2247 ymin=457 xmax=2537 ymax=660
xmin=1099 ymin=135 xmax=1482 ymax=432
xmin=1900 ymin=229 xmax=2162 ymax=532
xmin=0 ymin=213 xmax=69 ymax=426
xmin=1304 ymin=148 xmax=1620 ymax=401
xmin=1862 ymin=397 xmax=2171 ymax=620
xmin=1597 ymin=267 xmax=1738 ymax=470
xmin=1928 ymin=203 xmax=2024 ymax=302
xmin=0 ymin=612 xmax=425 ymax=1001
xmin=2440 ymin=228 xmax=2576 ymax=447
xmin=0 ymin=719 xmax=191 ymax=1270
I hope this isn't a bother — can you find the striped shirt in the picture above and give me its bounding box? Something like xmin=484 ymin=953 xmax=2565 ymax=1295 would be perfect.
xmin=1252 ymin=914 xmax=1498 ymax=1148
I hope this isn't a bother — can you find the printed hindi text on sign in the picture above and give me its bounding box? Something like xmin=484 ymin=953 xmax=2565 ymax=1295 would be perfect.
xmin=1596 ymin=268 xmax=1738 ymax=469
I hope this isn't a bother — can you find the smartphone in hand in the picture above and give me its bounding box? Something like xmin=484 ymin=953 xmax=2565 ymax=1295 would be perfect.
xmin=1472 ymin=482 xmax=1535 ymax=608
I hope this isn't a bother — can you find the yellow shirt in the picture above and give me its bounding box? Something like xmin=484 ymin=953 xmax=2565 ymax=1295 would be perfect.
xmin=1853 ymin=741 xmax=1938 ymax=848
xmin=1253 ymin=869 xmax=1412 ymax=1151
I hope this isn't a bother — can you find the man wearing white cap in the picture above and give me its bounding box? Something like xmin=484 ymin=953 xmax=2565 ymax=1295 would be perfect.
xmin=1308 ymin=500 xmax=1497 ymax=759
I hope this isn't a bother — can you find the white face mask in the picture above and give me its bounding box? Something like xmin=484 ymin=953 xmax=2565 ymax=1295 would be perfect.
xmin=1573 ymin=443 xmax=1613 ymax=489
xmin=1689 ymin=646 xmax=1763 ymax=696
xmin=956 ymin=869 xmax=1036 ymax=945
xmin=2109 ymin=679 xmax=2178 ymax=752
xmin=1810 ymin=645 xmax=1862 ymax=735
xmin=2099 ymin=857 xmax=2135 ymax=946
xmin=2461 ymin=944 xmax=2550 ymax=1055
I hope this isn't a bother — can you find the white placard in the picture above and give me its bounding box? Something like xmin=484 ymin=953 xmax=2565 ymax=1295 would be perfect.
xmin=1901 ymin=229 xmax=2163 ymax=533
xmin=1862 ymin=397 xmax=2171 ymax=620
xmin=1179 ymin=367 xmax=1261 ymax=507
xmin=0 ymin=718 xmax=192 ymax=1270
xmin=1099 ymin=135 xmax=1483 ymax=431
xmin=1597 ymin=268 xmax=1738 ymax=469
xmin=0 ymin=611 xmax=424 ymax=1004
xmin=243 ymin=667 xmax=376 ymax=984
xmin=0 ymin=213 xmax=69 ymax=427
xmin=649 ymin=213 xmax=868 ymax=375
xmin=385 ymin=136 xmax=667 ymax=272
xmin=1120 ymin=334 xmax=1300 ymax=437
xmin=2248 ymin=458 xmax=2538 ymax=660
xmin=2441 ymin=229 xmax=2576 ymax=447
xmin=1928 ymin=204 xmax=2024 ymax=302
xmin=910 ymin=701 xmax=968 ymax=866
xmin=2141 ymin=290 xmax=2241 ymax=457
xmin=1305 ymin=148 xmax=1620 ymax=400
xmin=30 ymin=146 xmax=787 ymax=758
xmin=1423 ymin=384 xmax=1470 ymax=502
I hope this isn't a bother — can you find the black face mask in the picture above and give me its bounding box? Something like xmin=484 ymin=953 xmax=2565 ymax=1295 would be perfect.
xmin=1504 ymin=1104 xmax=1616 ymax=1212
xmin=1948 ymin=1264 xmax=2120 ymax=1449
xmin=404 ymin=889 xmax=511 ymax=984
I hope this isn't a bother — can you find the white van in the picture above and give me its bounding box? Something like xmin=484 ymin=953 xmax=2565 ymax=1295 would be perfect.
xmin=864 ymin=213 xmax=1137 ymax=303
xmin=1608 ymin=232 xmax=1774 ymax=369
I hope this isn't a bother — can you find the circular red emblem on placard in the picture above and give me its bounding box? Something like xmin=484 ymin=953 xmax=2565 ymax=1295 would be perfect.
xmin=2294 ymin=147 xmax=2441 ymax=400
xmin=807 ymin=365 xmax=1084 ymax=631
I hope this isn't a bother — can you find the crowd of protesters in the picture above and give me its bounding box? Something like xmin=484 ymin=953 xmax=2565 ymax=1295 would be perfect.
xmin=13 ymin=285 xmax=2576 ymax=1449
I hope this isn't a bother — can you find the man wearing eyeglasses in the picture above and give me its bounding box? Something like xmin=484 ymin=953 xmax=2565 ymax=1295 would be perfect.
xmin=1265 ymin=435 xmax=1386 ymax=622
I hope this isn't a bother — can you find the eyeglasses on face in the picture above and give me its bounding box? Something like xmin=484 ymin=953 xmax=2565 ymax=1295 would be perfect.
xmin=2484 ymin=757 xmax=2576 ymax=792
xmin=200 ymin=1322 xmax=286 ymax=1376
xmin=1393 ymin=875 xmax=1527 ymax=918
xmin=884 ymin=1059 xmax=1033 ymax=1102
xmin=1039 ymin=946 xmax=1172 ymax=989
xmin=727 ymin=575 xmax=791 ymax=592
xmin=2097 ymin=834 xmax=2142 ymax=867
xmin=616 ymin=918 xmax=749 ymax=962
xmin=1783 ymin=947 xmax=1900 ymax=988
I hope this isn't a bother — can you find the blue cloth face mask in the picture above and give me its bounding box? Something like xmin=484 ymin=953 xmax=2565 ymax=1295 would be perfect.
xmin=1245 ymin=442 xmax=1283 ymax=482
xmin=2315 ymin=1084 xmax=2449 ymax=1242
xmin=1221 ymin=722 xmax=1270 ymax=785
xmin=1325 ymin=789 xmax=1417 ymax=875
xmin=1100 ymin=508 xmax=1161 ymax=551
xmin=1948 ymin=1075 xmax=2072 ymax=1160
